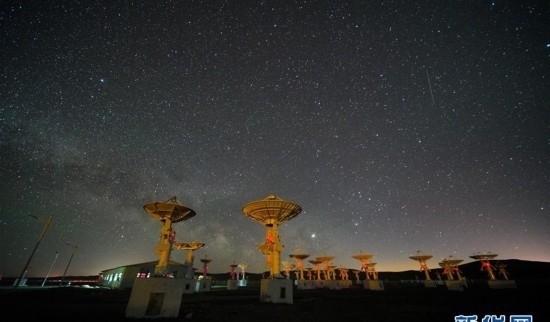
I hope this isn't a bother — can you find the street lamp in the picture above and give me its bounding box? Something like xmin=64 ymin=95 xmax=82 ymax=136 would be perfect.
xmin=60 ymin=243 xmax=78 ymax=287
xmin=14 ymin=215 xmax=53 ymax=289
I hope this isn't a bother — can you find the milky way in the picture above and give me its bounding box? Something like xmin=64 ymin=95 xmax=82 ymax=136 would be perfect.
xmin=1 ymin=1 xmax=548 ymax=277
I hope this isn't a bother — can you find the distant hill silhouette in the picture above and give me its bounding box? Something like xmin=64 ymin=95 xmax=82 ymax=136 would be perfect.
xmin=2 ymin=259 xmax=547 ymax=287
xmin=207 ymin=259 xmax=550 ymax=282
xmin=377 ymin=259 xmax=550 ymax=281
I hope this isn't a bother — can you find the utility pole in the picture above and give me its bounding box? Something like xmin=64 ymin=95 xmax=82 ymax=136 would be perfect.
xmin=41 ymin=250 xmax=59 ymax=287
xmin=60 ymin=243 xmax=78 ymax=287
xmin=14 ymin=215 xmax=53 ymax=289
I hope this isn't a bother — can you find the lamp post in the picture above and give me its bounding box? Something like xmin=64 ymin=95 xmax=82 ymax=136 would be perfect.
xmin=41 ymin=250 xmax=59 ymax=287
xmin=14 ymin=215 xmax=53 ymax=289
xmin=60 ymin=243 xmax=78 ymax=287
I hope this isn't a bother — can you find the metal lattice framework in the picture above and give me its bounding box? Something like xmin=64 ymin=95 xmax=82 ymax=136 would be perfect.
xmin=242 ymin=194 xmax=302 ymax=226
xmin=409 ymin=251 xmax=434 ymax=280
xmin=143 ymin=196 xmax=196 ymax=275
xmin=242 ymin=194 xmax=302 ymax=278
xmin=143 ymin=196 xmax=196 ymax=223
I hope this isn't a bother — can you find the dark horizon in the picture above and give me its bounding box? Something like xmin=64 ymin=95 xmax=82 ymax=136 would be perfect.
xmin=3 ymin=258 xmax=549 ymax=284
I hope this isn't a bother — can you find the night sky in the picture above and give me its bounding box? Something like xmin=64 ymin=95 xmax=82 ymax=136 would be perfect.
xmin=1 ymin=1 xmax=549 ymax=278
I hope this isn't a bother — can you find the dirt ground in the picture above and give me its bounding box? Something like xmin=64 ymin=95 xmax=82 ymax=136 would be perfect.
xmin=1 ymin=280 xmax=547 ymax=322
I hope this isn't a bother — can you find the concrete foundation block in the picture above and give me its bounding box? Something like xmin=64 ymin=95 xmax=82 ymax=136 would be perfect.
xmin=125 ymin=278 xmax=184 ymax=319
xmin=363 ymin=280 xmax=385 ymax=290
xmin=488 ymin=280 xmax=517 ymax=289
xmin=260 ymin=279 xmax=294 ymax=304
xmin=227 ymin=279 xmax=238 ymax=290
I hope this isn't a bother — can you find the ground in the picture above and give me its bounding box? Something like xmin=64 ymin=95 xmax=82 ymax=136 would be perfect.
xmin=1 ymin=280 xmax=547 ymax=322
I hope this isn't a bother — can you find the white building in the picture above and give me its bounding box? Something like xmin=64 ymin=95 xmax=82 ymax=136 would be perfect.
xmin=98 ymin=260 xmax=188 ymax=289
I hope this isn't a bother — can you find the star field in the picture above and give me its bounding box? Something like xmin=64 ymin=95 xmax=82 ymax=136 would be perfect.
xmin=1 ymin=1 xmax=549 ymax=277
